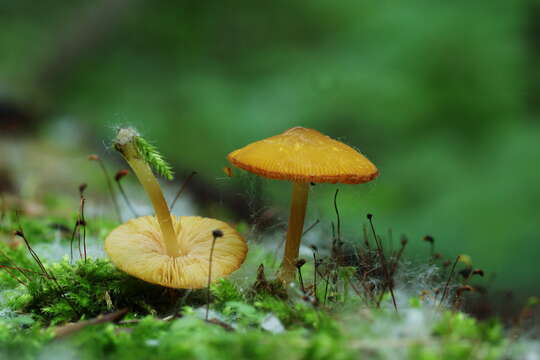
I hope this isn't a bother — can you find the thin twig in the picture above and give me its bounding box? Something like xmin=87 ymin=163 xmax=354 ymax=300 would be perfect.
xmin=70 ymin=219 xmax=78 ymax=264
xmin=302 ymin=219 xmax=320 ymax=236
xmin=333 ymin=189 xmax=341 ymax=241
xmin=297 ymin=266 xmax=305 ymax=293
xmin=170 ymin=171 xmax=197 ymax=211
xmin=0 ymin=264 xmax=51 ymax=280
xmin=19 ymin=231 xmax=49 ymax=278
xmin=312 ymin=249 xmax=318 ymax=301
xmin=115 ymin=170 xmax=139 ymax=218
xmin=390 ymin=236 xmax=408 ymax=276
xmin=439 ymin=255 xmax=460 ymax=307
xmin=423 ymin=236 xmax=434 ymax=258
xmin=368 ymin=214 xmax=398 ymax=312
xmin=0 ymin=265 xmax=28 ymax=287
xmin=363 ymin=224 xmax=371 ymax=250
xmin=206 ymin=229 xmax=223 ymax=321
xmin=77 ymin=223 xmax=83 ymax=261
xmin=173 ymin=289 xmax=193 ymax=313
xmin=323 ymin=271 xmax=330 ymax=305
xmin=18 ymin=227 xmax=80 ymax=316
xmin=99 ymin=161 xmax=121 ymax=221
xmin=55 ymin=308 xmax=128 ymax=339
xmin=0 ymin=248 xmax=34 ymax=282
xmin=89 ymin=155 xmax=121 ymax=222
xmin=79 ymin=184 xmax=88 ymax=262
xmin=80 ymin=196 xmax=87 ymax=262
xmin=355 ymin=272 xmax=374 ymax=304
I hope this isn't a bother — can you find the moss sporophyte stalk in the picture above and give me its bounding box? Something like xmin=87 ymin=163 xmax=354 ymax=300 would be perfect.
xmin=106 ymin=128 xmax=247 ymax=289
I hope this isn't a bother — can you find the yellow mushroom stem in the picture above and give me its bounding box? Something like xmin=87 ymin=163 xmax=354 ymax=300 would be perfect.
xmin=279 ymin=181 xmax=309 ymax=283
xmin=116 ymin=141 xmax=180 ymax=257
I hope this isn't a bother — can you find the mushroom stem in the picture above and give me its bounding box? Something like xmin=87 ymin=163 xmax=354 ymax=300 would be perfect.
xmin=115 ymin=139 xmax=180 ymax=257
xmin=279 ymin=181 xmax=309 ymax=283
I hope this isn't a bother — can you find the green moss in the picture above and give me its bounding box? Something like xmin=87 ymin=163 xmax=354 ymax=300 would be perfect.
xmin=405 ymin=311 xmax=506 ymax=360
xmin=211 ymin=279 xmax=245 ymax=307
xmin=0 ymin=212 xmax=535 ymax=359
xmin=433 ymin=312 xmax=504 ymax=344
xmin=8 ymin=258 xmax=208 ymax=324
xmin=254 ymin=296 xmax=325 ymax=330
xmin=0 ymin=243 xmax=40 ymax=290
xmin=59 ymin=315 xmax=354 ymax=360
xmin=0 ymin=210 xmax=118 ymax=246
xmin=0 ymin=316 xmax=53 ymax=360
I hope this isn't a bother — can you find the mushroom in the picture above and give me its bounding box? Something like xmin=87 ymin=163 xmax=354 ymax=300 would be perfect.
xmin=227 ymin=127 xmax=378 ymax=283
xmin=105 ymin=128 xmax=247 ymax=288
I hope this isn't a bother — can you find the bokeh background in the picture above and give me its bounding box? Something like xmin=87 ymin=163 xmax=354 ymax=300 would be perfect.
xmin=1 ymin=1 xmax=539 ymax=300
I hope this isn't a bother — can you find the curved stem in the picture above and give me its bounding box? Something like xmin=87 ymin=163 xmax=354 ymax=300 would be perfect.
xmin=279 ymin=182 xmax=309 ymax=283
xmin=118 ymin=142 xmax=180 ymax=256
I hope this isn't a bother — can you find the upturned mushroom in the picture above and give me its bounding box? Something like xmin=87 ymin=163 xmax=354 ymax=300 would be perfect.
xmin=105 ymin=128 xmax=247 ymax=288
xmin=227 ymin=127 xmax=378 ymax=283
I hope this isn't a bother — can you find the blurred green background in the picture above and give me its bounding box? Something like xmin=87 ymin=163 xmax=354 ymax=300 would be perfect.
xmin=1 ymin=1 xmax=539 ymax=298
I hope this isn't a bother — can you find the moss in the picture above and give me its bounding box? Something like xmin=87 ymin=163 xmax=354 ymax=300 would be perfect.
xmin=59 ymin=315 xmax=355 ymax=360
xmin=0 ymin=266 xmax=526 ymax=360
xmin=393 ymin=311 xmax=506 ymax=360
xmin=253 ymin=296 xmax=325 ymax=330
xmin=0 ymin=307 xmax=511 ymax=360
xmin=434 ymin=312 xmax=504 ymax=344
xmin=8 ymin=258 xmax=208 ymax=324
xmin=0 ymin=210 xmax=118 ymax=246
xmin=210 ymin=279 xmax=245 ymax=311
xmin=0 ymin=243 xmax=41 ymax=290
xmin=0 ymin=212 xmax=536 ymax=359
xmin=0 ymin=316 xmax=53 ymax=360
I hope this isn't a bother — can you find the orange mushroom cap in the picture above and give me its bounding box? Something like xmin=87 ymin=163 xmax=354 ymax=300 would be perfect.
xmin=105 ymin=216 xmax=247 ymax=289
xmin=227 ymin=127 xmax=379 ymax=184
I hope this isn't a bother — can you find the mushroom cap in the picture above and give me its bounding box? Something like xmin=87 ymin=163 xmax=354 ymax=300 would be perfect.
xmin=105 ymin=216 xmax=247 ymax=289
xmin=227 ymin=127 xmax=378 ymax=184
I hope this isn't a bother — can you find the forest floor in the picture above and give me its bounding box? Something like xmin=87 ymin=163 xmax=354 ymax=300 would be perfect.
xmin=0 ymin=196 xmax=538 ymax=360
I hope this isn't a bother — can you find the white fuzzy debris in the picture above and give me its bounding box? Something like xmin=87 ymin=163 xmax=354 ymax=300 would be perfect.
xmin=396 ymin=308 xmax=437 ymax=339
xmin=194 ymin=308 xmax=229 ymax=324
xmin=0 ymin=295 xmax=15 ymax=318
xmin=33 ymin=234 xmax=106 ymax=263
xmin=261 ymin=314 xmax=285 ymax=334
xmin=115 ymin=128 xmax=139 ymax=146
xmin=163 ymin=185 xmax=196 ymax=217
xmin=392 ymin=262 xmax=447 ymax=308
xmin=507 ymin=340 xmax=540 ymax=360
xmin=145 ymin=339 xmax=160 ymax=347
xmin=526 ymin=349 xmax=540 ymax=360
xmin=37 ymin=341 xmax=80 ymax=360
